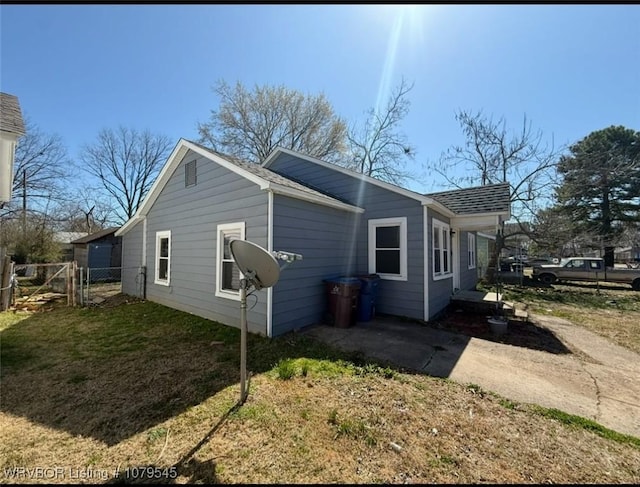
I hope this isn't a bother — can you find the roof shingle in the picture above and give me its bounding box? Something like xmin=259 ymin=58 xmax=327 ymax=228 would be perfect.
xmin=0 ymin=92 xmax=26 ymax=136
xmin=71 ymin=227 xmax=120 ymax=244
xmin=427 ymin=182 xmax=511 ymax=215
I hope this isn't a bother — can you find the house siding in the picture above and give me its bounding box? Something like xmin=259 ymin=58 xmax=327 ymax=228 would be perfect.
xmin=427 ymin=208 xmax=453 ymax=320
xmin=124 ymin=150 xmax=269 ymax=335
xmin=121 ymin=220 xmax=144 ymax=297
xmin=268 ymin=153 xmax=424 ymax=321
xmin=272 ymin=194 xmax=356 ymax=336
xmin=459 ymin=231 xmax=478 ymax=291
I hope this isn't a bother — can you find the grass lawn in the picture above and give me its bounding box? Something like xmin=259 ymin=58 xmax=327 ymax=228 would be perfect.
xmin=497 ymin=279 xmax=640 ymax=354
xmin=1 ymin=295 xmax=639 ymax=484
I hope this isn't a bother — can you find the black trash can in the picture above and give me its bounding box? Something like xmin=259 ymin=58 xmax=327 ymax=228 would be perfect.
xmin=323 ymin=277 xmax=361 ymax=328
xmin=356 ymin=274 xmax=380 ymax=322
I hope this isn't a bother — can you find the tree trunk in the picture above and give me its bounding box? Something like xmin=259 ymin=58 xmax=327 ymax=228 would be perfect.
xmin=604 ymin=246 xmax=615 ymax=268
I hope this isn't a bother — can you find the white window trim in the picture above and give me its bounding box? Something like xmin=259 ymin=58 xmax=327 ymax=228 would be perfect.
xmin=216 ymin=222 xmax=246 ymax=301
xmin=468 ymin=232 xmax=476 ymax=270
xmin=154 ymin=230 xmax=171 ymax=286
xmin=368 ymin=217 xmax=408 ymax=281
xmin=433 ymin=219 xmax=452 ymax=281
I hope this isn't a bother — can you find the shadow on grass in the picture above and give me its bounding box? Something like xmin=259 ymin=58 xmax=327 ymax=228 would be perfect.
xmin=0 ymin=297 xmax=395 ymax=447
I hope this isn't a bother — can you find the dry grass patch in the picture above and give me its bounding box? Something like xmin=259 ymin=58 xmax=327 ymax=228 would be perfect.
xmin=500 ymin=281 xmax=640 ymax=353
xmin=1 ymin=296 xmax=639 ymax=484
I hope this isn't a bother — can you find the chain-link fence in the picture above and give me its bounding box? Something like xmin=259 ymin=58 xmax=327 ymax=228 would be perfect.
xmin=79 ymin=267 xmax=121 ymax=305
xmin=11 ymin=262 xmax=76 ymax=309
xmin=4 ymin=263 xmax=142 ymax=308
xmin=79 ymin=266 xmax=143 ymax=305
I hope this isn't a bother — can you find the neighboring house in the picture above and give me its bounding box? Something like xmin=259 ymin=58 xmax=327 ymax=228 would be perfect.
xmin=0 ymin=92 xmax=25 ymax=203
xmin=117 ymin=139 xmax=511 ymax=337
xmin=71 ymin=227 xmax=122 ymax=271
xmin=615 ymin=246 xmax=640 ymax=264
xmin=54 ymin=231 xmax=88 ymax=262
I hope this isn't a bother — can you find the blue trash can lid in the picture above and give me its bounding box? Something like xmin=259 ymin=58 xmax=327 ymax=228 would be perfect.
xmin=324 ymin=276 xmax=361 ymax=284
xmin=357 ymin=274 xmax=380 ymax=281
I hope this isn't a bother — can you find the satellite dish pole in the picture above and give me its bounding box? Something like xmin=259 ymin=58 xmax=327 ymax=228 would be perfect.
xmin=230 ymin=239 xmax=302 ymax=403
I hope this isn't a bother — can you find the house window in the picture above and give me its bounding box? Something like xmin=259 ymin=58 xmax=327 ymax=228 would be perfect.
xmin=216 ymin=222 xmax=246 ymax=300
xmin=433 ymin=219 xmax=452 ymax=280
xmin=155 ymin=230 xmax=171 ymax=286
xmin=185 ymin=160 xmax=197 ymax=187
xmin=468 ymin=233 xmax=476 ymax=269
xmin=368 ymin=217 xmax=407 ymax=281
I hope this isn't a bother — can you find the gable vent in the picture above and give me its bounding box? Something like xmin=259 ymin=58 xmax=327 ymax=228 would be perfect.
xmin=185 ymin=160 xmax=197 ymax=187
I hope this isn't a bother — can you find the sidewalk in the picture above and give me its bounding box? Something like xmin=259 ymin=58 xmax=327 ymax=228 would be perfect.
xmin=302 ymin=314 xmax=640 ymax=438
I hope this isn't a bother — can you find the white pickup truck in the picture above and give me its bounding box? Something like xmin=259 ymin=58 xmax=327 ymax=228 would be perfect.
xmin=532 ymin=257 xmax=640 ymax=291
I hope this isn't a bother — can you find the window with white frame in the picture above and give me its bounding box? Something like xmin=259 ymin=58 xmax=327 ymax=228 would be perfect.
xmin=368 ymin=217 xmax=407 ymax=281
xmin=155 ymin=230 xmax=171 ymax=285
xmin=468 ymin=232 xmax=476 ymax=269
xmin=216 ymin=222 xmax=246 ymax=300
xmin=433 ymin=219 xmax=452 ymax=279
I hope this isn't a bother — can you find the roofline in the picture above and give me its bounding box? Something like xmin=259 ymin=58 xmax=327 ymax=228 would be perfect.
xmin=70 ymin=227 xmax=119 ymax=244
xmin=269 ymin=183 xmax=364 ymax=214
xmin=117 ymin=139 xmax=363 ymax=236
xmin=477 ymin=231 xmax=497 ymax=240
xmin=262 ymin=147 xmax=457 ymax=216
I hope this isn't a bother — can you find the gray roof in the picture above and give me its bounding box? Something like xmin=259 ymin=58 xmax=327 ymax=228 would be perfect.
xmin=187 ymin=140 xmax=355 ymax=208
xmin=427 ymin=182 xmax=511 ymax=215
xmin=0 ymin=92 xmax=26 ymax=136
xmin=54 ymin=231 xmax=88 ymax=244
xmin=71 ymin=227 xmax=120 ymax=244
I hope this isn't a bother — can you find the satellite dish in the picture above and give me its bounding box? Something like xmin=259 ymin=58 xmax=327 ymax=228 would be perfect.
xmin=229 ymin=239 xmax=280 ymax=290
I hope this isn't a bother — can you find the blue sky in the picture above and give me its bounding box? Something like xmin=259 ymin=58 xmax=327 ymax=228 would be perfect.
xmin=1 ymin=4 xmax=639 ymax=194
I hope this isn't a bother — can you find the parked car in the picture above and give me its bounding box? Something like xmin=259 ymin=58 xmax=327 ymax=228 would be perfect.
xmin=532 ymin=257 xmax=640 ymax=290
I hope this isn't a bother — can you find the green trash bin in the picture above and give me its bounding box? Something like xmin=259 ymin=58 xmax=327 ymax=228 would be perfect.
xmin=323 ymin=277 xmax=361 ymax=328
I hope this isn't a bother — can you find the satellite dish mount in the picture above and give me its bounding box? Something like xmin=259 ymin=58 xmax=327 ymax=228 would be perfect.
xmin=229 ymin=239 xmax=302 ymax=403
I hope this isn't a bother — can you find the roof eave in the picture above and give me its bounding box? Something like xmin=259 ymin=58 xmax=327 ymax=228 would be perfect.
xmin=268 ymin=183 xmax=365 ymax=214
xmin=263 ymin=147 xmax=432 ymax=206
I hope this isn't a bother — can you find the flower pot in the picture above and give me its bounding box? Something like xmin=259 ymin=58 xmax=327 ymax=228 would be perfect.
xmin=488 ymin=317 xmax=508 ymax=336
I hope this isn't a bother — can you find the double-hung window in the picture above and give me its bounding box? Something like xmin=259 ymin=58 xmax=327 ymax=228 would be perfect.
xmin=216 ymin=222 xmax=246 ymax=300
xmin=155 ymin=230 xmax=171 ymax=286
xmin=433 ymin=219 xmax=452 ymax=279
xmin=468 ymin=233 xmax=476 ymax=269
xmin=368 ymin=217 xmax=407 ymax=281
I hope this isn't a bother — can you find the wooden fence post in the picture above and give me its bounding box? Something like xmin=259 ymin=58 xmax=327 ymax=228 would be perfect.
xmin=1 ymin=252 xmax=12 ymax=311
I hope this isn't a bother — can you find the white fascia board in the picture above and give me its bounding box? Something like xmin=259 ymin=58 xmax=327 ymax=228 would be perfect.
xmin=268 ymin=183 xmax=365 ymax=214
xmin=115 ymin=216 xmax=142 ymax=237
xmin=422 ymin=198 xmax=456 ymax=218
xmin=184 ymin=140 xmax=270 ymax=189
xmin=451 ymin=213 xmax=508 ymax=231
xmin=477 ymin=231 xmax=497 ymax=240
xmin=116 ymin=139 xmax=272 ymax=236
xmin=263 ymin=147 xmax=432 ymax=205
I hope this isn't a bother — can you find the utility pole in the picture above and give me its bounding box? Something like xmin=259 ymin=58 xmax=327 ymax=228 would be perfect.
xmin=22 ymin=169 xmax=27 ymax=237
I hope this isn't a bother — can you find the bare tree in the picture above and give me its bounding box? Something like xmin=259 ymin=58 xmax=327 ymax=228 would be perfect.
xmin=53 ymin=188 xmax=117 ymax=233
xmin=198 ymin=80 xmax=347 ymax=163
xmin=346 ymin=79 xmax=416 ymax=185
xmin=1 ymin=118 xmax=70 ymax=217
xmin=79 ymin=127 xmax=172 ymax=223
xmin=434 ymin=110 xmax=561 ymax=231
xmin=431 ymin=110 xmax=562 ymax=280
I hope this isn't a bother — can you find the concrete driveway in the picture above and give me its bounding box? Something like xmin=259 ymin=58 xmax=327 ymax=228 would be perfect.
xmin=302 ymin=314 xmax=640 ymax=438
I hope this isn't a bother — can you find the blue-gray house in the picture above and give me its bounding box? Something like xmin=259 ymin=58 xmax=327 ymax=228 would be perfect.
xmin=117 ymin=139 xmax=510 ymax=337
